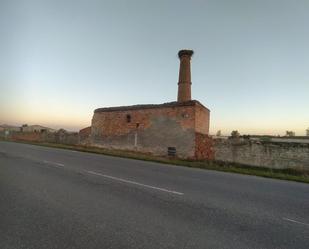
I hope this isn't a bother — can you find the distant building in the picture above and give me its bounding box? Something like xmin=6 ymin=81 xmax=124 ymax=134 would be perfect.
xmin=21 ymin=125 xmax=55 ymax=133
xmin=0 ymin=124 xmax=21 ymax=132
xmin=306 ymin=128 xmax=309 ymax=136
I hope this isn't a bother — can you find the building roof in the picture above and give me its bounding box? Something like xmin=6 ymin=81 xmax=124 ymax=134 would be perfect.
xmin=94 ymin=100 xmax=209 ymax=113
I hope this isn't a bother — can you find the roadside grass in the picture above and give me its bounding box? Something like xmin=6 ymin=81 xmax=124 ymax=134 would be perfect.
xmin=1 ymin=139 xmax=309 ymax=184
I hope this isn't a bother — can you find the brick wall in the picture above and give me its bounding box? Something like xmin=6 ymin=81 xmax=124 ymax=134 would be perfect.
xmin=195 ymin=133 xmax=214 ymax=160
xmin=195 ymin=103 xmax=210 ymax=134
xmin=92 ymin=105 xmax=196 ymax=136
xmin=45 ymin=131 xmax=79 ymax=145
xmin=91 ymin=101 xmax=210 ymax=159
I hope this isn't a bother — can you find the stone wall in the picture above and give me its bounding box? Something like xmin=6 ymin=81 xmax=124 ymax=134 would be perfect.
xmin=11 ymin=132 xmax=43 ymax=142
xmin=45 ymin=131 xmax=79 ymax=145
xmin=214 ymin=138 xmax=309 ymax=170
xmin=3 ymin=131 xmax=79 ymax=145
xmin=91 ymin=101 xmax=210 ymax=159
xmin=3 ymin=129 xmax=308 ymax=170
xmin=79 ymin=126 xmax=91 ymax=144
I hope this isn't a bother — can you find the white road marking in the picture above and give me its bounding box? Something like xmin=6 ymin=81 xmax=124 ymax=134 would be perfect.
xmin=86 ymin=170 xmax=184 ymax=196
xmin=43 ymin=160 xmax=65 ymax=168
xmin=282 ymin=217 xmax=309 ymax=227
xmin=55 ymin=162 xmax=65 ymax=167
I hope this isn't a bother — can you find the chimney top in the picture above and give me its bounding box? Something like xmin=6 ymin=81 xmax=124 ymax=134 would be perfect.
xmin=177 ymin=49 xmax=193 ymax=102
xmin=178 ymin=49 xmax=194 ymax=58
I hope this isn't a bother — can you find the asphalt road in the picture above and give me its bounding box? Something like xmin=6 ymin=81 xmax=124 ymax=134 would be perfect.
xmin=0 ymin=141 xmax=308 ymax=249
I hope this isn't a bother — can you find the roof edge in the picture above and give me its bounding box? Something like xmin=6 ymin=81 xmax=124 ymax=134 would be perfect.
xmin=94 ymin=100 xmax=210 ymax=113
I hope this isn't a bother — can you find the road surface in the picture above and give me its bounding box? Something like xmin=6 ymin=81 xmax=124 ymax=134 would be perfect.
xmin=0 ymin=141 xmax=308 ymax=249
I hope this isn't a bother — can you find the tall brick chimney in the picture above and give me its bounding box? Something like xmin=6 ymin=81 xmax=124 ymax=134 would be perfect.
xmin=177 ymin=49 xmax=194 ymax=102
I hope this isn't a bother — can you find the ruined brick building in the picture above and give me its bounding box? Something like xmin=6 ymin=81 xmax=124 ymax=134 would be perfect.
xmin=88 ymin=50 xmax=212 ymax=159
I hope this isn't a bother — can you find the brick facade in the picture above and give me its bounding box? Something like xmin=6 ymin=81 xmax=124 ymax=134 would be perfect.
xmin=91 ymin=100 xmax=211 ymax=159
xmin=195 ymin=133 xmax=214 ymax=160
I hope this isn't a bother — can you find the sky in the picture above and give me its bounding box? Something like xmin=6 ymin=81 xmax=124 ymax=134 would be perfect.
xmin=0 ymin=0 xmax=308 ymax=135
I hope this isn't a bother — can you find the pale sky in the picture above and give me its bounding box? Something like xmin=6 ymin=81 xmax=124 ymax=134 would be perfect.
xmin=0 ymin=0 xmax=308 ymax=135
